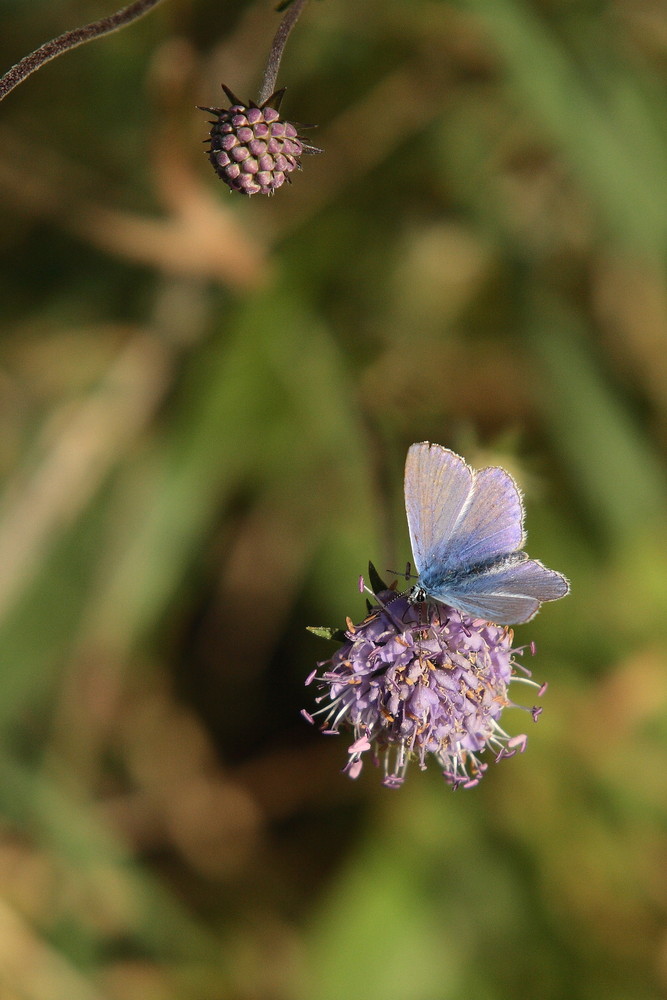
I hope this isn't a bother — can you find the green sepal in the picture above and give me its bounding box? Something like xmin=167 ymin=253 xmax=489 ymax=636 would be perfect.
xmin=306 ymin=625 xmax=347 ymax=643
xmin=367 ymin=561 xmax=388 ymax=595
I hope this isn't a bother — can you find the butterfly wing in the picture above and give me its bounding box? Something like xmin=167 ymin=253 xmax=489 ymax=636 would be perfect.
xmin=406 ymin=445 xmax=525 ymax=580
xmin=405 ymin=442 xmax=569 ymax=624
xmin=426 ymin=555 xmax=570 ymax=624
xmin=404 ymin=443 xmax=473 ymax=577
xmin=443 ymin=465 xmax=525 ymax=569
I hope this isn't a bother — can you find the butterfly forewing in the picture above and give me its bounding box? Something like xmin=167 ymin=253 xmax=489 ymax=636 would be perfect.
xmin=404 ymin=443 xmax=472 ymax=577
xmin=443 ymin=466 xmax=525 ymax=570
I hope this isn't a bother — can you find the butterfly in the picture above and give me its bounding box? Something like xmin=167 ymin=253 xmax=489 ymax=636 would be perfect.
xmin=404 ymin=442 xmax=569 ymax=625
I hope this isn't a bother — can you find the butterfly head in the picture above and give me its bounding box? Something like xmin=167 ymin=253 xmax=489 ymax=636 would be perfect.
xmin=408 ymin=584 xmax=428 ymax=605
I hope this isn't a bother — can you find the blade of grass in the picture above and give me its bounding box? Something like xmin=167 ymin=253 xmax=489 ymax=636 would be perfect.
xmin=460 ymin=0 xmax=667 ymax=253
xmin=527 ymin=290 xmax=667 ymax=543
xmin=0 ymin=752 xmax=224 ymax=963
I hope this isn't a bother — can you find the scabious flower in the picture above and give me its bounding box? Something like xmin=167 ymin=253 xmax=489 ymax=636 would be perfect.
xmin=200 ymin=85 xmax=321 ymax=196
xmin=304 ymin=584 xmax=543 ymax=789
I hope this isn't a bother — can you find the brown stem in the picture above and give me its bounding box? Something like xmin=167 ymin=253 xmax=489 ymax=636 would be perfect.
xmin=0 ymin=0 xmax=166 ymax=103
xmin=257 ymin=0 xmax=310 ymax=106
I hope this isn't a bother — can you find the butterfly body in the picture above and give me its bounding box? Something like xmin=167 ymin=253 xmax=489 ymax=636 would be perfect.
xmin=404 ymin=442 xmax=569 ymax=625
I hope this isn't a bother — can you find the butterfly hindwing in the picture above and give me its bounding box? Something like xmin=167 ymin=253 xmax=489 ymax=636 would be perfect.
xmin=425 ymin=555 xmax=570 ymax=624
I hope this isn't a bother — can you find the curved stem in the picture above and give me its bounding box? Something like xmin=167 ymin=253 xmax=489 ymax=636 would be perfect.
xmin=257 ymin=0 xmax=310 ymax=106
xmin=0 ymin=0 xmax=166 ymax=103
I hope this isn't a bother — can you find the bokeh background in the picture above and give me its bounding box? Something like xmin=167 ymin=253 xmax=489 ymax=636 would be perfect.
xmin=1 ymin=0 xmax=667 ymax=997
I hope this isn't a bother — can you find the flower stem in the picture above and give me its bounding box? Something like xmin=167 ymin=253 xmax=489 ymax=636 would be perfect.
xmin=257 ymin=0 xmax=310 ymax=106
xmin=0 ymin=0 xmax=166 ymax=103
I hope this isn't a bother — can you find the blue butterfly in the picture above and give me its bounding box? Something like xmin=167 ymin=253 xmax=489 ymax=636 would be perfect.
xmin=405 ymin=442 xmax=569 ymax=624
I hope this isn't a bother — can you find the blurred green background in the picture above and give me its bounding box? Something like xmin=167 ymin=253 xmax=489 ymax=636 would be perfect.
xmin=1 ymin=0 xmax=666 ymax=997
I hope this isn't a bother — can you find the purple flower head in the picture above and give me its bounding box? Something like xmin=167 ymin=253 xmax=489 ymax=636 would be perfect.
xmin=305 ymin=575 xmax=543 ymax=789
xmin=199 ymin=85 xmax=321 ymax=197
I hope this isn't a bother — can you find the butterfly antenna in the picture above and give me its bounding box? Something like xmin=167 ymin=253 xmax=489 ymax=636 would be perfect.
xmin=385 ymin=561 xmax=417 ymax=582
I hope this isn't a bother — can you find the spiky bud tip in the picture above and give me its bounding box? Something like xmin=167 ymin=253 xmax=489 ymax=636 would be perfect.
xmin=199 ymin=85 xmax=321 ymax=196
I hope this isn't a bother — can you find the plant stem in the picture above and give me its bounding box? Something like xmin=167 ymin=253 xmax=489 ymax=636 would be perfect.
xmin=0 ymin=0 xmax=166 ymax=103
xmin=257 ymin=0 xmax=310 ymax=106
